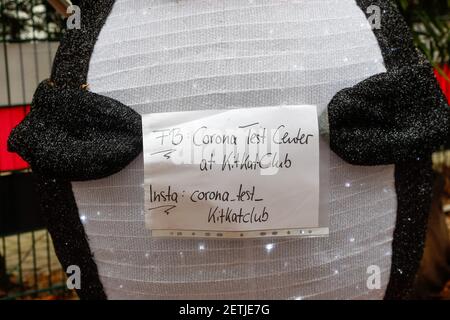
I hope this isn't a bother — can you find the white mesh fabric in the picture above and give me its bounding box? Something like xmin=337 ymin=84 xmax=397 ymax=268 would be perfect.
xmin=73 ymin=0 xmax=397 ymax=299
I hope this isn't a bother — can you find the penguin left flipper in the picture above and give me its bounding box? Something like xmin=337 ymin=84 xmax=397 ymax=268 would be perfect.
xmin=7 ymin=79 xmax=143 ymax=181
xmin=328 ymin=62 xmax=450 ymax=166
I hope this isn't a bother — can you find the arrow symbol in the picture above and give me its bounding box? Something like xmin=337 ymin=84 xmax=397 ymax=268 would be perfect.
xmin=148 ymin=205 xmax=177 ymax=215
xmin=151 ymin=149 xmax=176 ymax=160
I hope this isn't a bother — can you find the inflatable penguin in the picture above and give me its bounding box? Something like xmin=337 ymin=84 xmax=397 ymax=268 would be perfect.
xmin=8 ymin=0 xmax=450 ymax=299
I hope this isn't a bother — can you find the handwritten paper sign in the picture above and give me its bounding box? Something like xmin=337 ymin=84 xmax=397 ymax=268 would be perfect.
xmin=142 ymin=105 xmax=327 ymax=238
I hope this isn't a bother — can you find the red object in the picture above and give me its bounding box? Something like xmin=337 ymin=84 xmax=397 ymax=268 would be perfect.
xmin=435 ymin=65 xmax=450 ymax=103
xmin=0 ymin=105 xmax=30 ymax=172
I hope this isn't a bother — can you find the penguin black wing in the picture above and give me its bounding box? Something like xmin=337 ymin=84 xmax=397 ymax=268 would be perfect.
xmin=329 ymin=0 xmax=450 ymax=300
xmin=329 ymin=1 xmax=450 ymax=165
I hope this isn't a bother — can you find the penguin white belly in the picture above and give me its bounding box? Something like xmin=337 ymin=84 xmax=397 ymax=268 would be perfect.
xmin=73 ymin=0 xmax=397 ymax=299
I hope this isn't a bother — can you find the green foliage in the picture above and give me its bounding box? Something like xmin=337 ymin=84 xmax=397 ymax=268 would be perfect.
xmin=0 ymin=0 xmax=63 ymax=42
xmin=396 ymin=0 xmax=450 ymax=66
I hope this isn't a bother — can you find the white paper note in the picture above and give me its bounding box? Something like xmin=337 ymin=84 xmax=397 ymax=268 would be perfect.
xmin=142 ymin=105 xmax=327 ymax=238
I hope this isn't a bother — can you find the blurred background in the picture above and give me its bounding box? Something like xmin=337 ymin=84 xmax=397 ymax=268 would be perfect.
xmin=0 ymin=0 xmax=449 ymax=300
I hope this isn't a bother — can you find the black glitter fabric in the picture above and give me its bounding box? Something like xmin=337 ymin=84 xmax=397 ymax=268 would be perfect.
xmin=7 ymin=0 xmax=116 ymax=299
xmin=37 ymin=176 xmax=106 ymax=300
xmin=389 ymin=157 xmax=435 ymax=300
xmin=8 ymin=79 xmax=142 ymax=181
xmin=350 ymin=0 xmax=450 ymax=299
xmin=329 ymin=64 xmax=450 ymax=165
xmin=51 ymin=1 xmax=114 ymax=89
